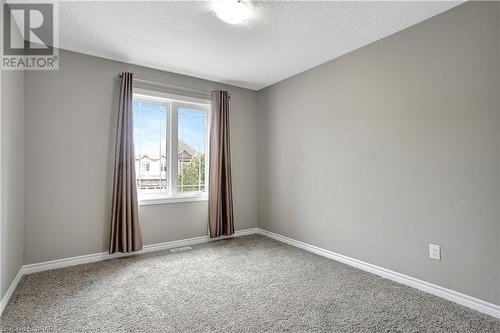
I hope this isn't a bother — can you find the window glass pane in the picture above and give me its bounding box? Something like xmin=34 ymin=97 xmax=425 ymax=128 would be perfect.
xmin=133 ymin=100 xmax=169 ymax=194
xmin=177 ymin=107 xmax=207 ymax=193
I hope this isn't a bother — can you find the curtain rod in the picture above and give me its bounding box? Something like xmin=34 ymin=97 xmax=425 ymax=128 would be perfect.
xmin=117 ymin=74 xmax=230 ymax=98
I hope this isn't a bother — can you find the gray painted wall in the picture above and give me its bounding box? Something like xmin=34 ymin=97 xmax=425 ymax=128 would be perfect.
xmin=1 ymin=71 xmax=25 ymax=299
xmin=23 ymin=50 xmax=258 ymax=264
xmin=258 ymin=2 xmax=500 ymax=305
xmin=0 ymin=16 xmax=25 ymax=299
xmin=1 ymin=73 xmax=24 ymax=298
xmin=498 ymin=1 xmax=500 ymax=302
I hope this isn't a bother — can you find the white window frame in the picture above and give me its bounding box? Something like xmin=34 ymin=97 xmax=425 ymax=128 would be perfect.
xmin=133 ymin=88 xmax=210 ymax=206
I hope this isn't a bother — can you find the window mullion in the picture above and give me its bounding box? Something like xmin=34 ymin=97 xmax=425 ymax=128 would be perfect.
xmin=170 ymin=102 xmax=179 ymax=196
xmin=205 ymin=105 xmax=210 ymax=194
xmin=166 ymin=103 xmax=171 ymax=196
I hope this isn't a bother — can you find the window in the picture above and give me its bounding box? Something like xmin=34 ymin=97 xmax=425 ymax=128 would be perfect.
xmin=133 ymin=89 xmax=209 ymax=204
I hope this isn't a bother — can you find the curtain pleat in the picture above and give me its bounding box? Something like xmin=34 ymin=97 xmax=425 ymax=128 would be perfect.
xmin=208 ymin=91 xmax=235 ymax=237
xmin=109 ymin=72 xmax=143 ymax=253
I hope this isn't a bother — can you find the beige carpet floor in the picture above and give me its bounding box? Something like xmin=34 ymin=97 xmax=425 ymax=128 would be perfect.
xmin=1 ymin=235 xmax=500 ymax=332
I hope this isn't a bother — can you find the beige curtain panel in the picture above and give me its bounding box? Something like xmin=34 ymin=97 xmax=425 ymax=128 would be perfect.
xmin=109 ymin=72 xmax=143 ymax=254
xmin=208 ymin=90 xmax=235 ymax=238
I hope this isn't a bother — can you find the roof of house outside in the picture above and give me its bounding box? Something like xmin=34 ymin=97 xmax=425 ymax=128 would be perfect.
xmin=137 ymin=140 xmax=199 ymax=161
xmin=178 ymin=140 xmax=199 ymax=157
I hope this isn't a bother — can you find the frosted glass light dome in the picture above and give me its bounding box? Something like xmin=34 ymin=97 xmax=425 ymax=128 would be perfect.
xmin=214 ymin=0 xmax=251 ymax=24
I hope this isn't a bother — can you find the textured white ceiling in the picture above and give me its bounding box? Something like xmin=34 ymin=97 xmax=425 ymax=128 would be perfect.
xmin=55 ymin=1 xmax=463 ymax=90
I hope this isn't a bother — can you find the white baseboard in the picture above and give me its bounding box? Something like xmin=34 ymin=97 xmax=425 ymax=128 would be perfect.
xmin=0 ymin=268 xmax=23 ymax=316
xmin=23 ymin=228 xmax=259 ymax=275
xmin=1 ymin=227 xmax=259 ymax=316
xmin=256 ymin=228 xmax=500 ymax=319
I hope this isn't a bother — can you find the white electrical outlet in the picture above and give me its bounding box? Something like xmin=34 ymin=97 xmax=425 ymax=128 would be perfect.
xmin=429 ymin=244 xmax=441 ymax=260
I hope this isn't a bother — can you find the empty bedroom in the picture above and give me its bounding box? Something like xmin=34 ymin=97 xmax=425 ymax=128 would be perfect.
xmin=1 ymin=0 xmax=500 ymax=332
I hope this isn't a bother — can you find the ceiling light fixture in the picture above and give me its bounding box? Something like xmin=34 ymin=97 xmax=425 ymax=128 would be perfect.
xmin=214 ymin=0 xmax=251 ymax=25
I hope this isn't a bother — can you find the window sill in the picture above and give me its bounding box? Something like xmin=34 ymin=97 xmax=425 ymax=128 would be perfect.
xmin=139 ymin=194 xmax=208 ymax=206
